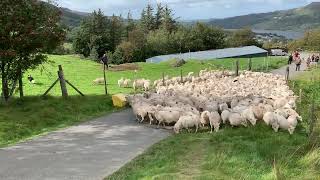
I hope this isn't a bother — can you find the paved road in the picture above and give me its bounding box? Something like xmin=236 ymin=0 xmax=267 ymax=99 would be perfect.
xmin=270 ymin=63 xmax=307 ymax=78
xmin=0 ymin=109 xmax=170 ymax=180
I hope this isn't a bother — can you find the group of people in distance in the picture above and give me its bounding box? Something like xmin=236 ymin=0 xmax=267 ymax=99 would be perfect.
xmin=288 ymin=51 xmax=320 ymax=71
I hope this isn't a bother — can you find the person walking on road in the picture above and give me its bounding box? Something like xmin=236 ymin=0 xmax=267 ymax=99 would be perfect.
xmin=295 ymin=57 xmax=302 ymax=71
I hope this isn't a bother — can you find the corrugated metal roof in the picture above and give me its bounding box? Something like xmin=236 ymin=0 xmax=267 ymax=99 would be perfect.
xmin=146 ymin=46 xmax=268 ymax=63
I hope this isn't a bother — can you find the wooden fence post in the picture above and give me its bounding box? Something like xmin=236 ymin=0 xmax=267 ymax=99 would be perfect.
xmin=285 ymin=66 xmax=290 ymax=82
xmin=162 ymin=72 xmax=165 ymax=86
xmin=248 ymin=58 xmax=252 ymax=71
xmin=103 ymin=63 xmax=108 ymax=95
xmin=58 ymin=65 xmax=68 ymax=98
xmin=235 ymin=59 xmax=239 ymax=76
xmin=180 ymin=69 xmax=183 ymax=83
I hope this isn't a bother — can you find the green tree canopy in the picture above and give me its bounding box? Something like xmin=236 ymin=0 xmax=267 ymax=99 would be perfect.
xmin=0 ymin=0 xmax=65 ymax=100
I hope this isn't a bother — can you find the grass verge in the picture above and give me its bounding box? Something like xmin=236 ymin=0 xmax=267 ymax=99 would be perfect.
xmin=0 ymin=95 xmax=116 ymax=147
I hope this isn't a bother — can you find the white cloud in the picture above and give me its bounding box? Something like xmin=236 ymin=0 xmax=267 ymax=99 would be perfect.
xmin=55 ymin=0 xmax=320 ymax=19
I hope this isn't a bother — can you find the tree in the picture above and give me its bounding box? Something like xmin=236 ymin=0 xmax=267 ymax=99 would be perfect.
xmin=73 ymin=9 xmax=111 ymax=58
xmin=0 ymin=0 xmax=65 ymax=101
xmin=161 ymin=5 xmax=177 ymax=33
xmin=126 ymin=11 xmax=135 ymax=40
xmin=110 ymin=14 xmax=124 ymax=51
xmin=154 ymin=3 xmax=164 ymax=30
xmin=140 ymin=4 xmax=155 ymax=32
xmin=228 ymin=28 xmax=260 ymax=47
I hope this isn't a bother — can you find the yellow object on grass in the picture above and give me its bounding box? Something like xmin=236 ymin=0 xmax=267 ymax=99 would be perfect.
xmin=112 ymin=94 xmax=128 ymax=108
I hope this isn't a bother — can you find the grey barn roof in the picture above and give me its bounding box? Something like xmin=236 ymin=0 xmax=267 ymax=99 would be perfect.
xmin=146 ymin=46 xmax=268 ymax=63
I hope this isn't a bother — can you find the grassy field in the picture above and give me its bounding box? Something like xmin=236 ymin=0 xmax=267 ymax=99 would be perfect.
xmin=0 ymin=55 xmax=286 ymax=147
xmin=21 ymin=55 xmax=286 ymax=96
xmin=106 ymin=68 xmax=320 ymax=179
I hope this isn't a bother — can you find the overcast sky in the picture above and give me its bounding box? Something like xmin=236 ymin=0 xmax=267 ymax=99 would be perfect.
xmin=55 ymin=0 xmax=320 ymax=20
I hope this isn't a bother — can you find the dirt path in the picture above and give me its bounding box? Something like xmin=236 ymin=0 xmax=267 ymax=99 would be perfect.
xmin=0 ymin=109 xmax=170 ymax=180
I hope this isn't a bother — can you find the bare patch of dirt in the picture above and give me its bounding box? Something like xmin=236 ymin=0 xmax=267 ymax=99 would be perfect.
xmin=109 ymin=63 xmax=140 ymax=72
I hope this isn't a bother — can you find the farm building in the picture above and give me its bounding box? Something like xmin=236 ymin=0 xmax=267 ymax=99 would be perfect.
xmin=146 ymin=46 xmax=268 ymax=63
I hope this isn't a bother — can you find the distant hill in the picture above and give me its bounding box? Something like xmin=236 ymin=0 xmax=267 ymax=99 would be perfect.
xmin=43 ymin=1 xmax=88 ymax=28
xmin=208 ymin=2 xmax=320 ymax=31
xmin=60 ymin=7 xmax=89 ymax=28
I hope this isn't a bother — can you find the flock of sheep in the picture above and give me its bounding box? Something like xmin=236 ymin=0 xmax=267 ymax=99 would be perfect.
xmin=124 ymin=69 xmax=301 ymax=134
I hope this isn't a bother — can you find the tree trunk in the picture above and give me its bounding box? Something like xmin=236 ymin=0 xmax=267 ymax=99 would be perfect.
xmin=19 ymin=69 xmax=24 ymax=98
xmin=1 ymin=61 xmax=9 ymax=102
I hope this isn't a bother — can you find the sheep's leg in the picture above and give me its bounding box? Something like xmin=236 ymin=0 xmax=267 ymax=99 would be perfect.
xmin=135 ymin=115 xmax=140 ymax=122
xmin=209 ymin=121 xmax=213 ymax=133
xmin=140 ymin=115 xmax=145 ymax=123
xmin=148 ymin=113 xmax=153 ymax=125
xmin=157 ymin=121 xmax=161 ymax=128
xmin=195 ymin=125 xmax=198 ymax=133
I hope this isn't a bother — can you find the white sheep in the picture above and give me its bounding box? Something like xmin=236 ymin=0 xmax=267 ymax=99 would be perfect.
xmin=123 ymin=79 xmax=132 ymax=88
xmin=219 ymin=103 xmax=229 ymax=113
xmin=228 ymin=112 xmax=248 ymax=127
xmin=241 ymin=107 xmax=257 ymax=126
xmin=93 ymin=78 xmax=104 ymax=85
xmin=118 ymin=77 xmax=124 ymax=87
xmin=174 ymin=114 xmax=200 ymax=134
xmin=221 ymin=109 xmax=231 ymax=124
xmin=144 ymin=80 xmax=151 ymax=91
xmin=155 ymin=110 xmax=181 ymax=128
xmin=208 ymin=111 xmax=222 ymax=133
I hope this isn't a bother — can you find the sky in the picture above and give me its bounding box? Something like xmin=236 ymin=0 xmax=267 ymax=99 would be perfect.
xmin=55 ymin=0 xmax=320 ymax=20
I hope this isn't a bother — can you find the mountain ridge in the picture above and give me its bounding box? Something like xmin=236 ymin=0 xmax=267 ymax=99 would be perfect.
xmin=208 ymin=2 xmax=320 ymax=31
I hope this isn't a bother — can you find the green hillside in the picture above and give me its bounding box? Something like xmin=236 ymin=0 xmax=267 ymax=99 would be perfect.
xmin=209 ymin=2 xmax=320 ymax=31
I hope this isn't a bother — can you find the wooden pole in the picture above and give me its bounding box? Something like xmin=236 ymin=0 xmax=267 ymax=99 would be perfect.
xmin=65 ymin=80 xmax=85 ymax=96
xmin=103 ymin=63 xmax=108 ymax=95
xmin=180 ymin=69 xmax=183 ymax=83
xmin=248 ymin=58 xmax=252 ymax=71
xmin=42 ymin=78 xmax=59 ymax=97
xmin=235 ymin=59 xmax=239 ymax=76
xmin=58 ymin=65 xmax=68 ymax=98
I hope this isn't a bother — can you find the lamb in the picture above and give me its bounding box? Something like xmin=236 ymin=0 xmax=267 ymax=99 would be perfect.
xmin=123 ymin=79 xmax=132 ymax=88
xmin=174 ymin=114 xmax=200 ymax=134
xmin=93 ymin=78 xmax=104 ymax=85
xmin=118 ymin=77 xmax=124 ymax=87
